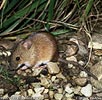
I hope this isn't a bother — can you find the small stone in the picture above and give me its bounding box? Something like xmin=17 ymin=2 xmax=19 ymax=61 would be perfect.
xmin=80 ymin=71 xmax=88 ymax=77
xmin=70 ymin=37 xmax=88 ymax=56
xmin=65 ymin=84 xmax=73 ymax=94
xmin=34 ymin=87 xmax=45 ymax=93
xmin=15 ymin=91 xmax=21 ymax=95
xmin=47 ymin=62 xmax=60 ymax=74
xmin=83 ymin=98 xmax=89 ymax=100
xmin=96 ymin=92 xmax=102 ymax=97
xmin=40 ymin=76 xmax=49 ymax=87
xmin=32 ymin=93 xmax=44 ymax=100
xmin=17 ymin=70 xmax=24 ymax=75
xmin=43 ymin=89 xmax=49 ymax=94
xmin=44 ymin=93 xmax=49 ymax=99
xmin=69 ymin=37 xmax=78 ymax=44
xmin=49 ymin=91 xmax=54 ymax=99
xmin=10 ymin=95 xmax=25 ymax=100
xmin=25 ymin=69 xmax=32 ymax=73
xmin=74 ymin=77 xmax=87 ymax=86
xmin=58 ymin=88 xmax=63 ymax=94
xmin=53 ymin=79 xmax=60 ymax=84
xmin=3 ymin=94 xmax=9 ymax=99
xmin=81 ymin=84 xmax=92 ymax=97
xmin=0 ymin=89 xmax=4 ymax=96
xmin=0 ymin=51 xmax=11 ymax=56
xmin=51 ymin=76 xmax=57 ymax=82
xmin=66 ymin=56 xmax=77 ymax=62
xmin=21 ymin=91 xmax=27 ymax=97
xmin=78 ymin=60 xmax=85 ymax=66
xmin=32 ymin=68 xmax=43 ymax=76
xmin=94 ymin=49 xmax=102 ymax=56
xmin=73 ymin=86 xmax=81 ymax=94
xmin=88 ymin=34 xmax=102 ymax=49
xmin=31 ymin=82 xmax=41 ymax=88
xmin=90 ymin=61 xmax=102 ymax=89
xmin=65 ymin=44 xmax=78 ymax=56
xmin=65 ymin=93 xmax=74 ymax=98
xmin=54 ymin=93 xmax=63 ymax=100
xmin=68 ymin=63 xmax=73 ymax=68
xmin=66 ymin=98 xmax=74 ymax=100
xmin=56 ymin=72 xmax=66 ymax=80
xmin=27 ymin=89 xmax=35 ymax=96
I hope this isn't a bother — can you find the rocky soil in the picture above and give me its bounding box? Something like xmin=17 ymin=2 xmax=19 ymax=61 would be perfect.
xmin=0 ymin=25 xmax=102 ymax=100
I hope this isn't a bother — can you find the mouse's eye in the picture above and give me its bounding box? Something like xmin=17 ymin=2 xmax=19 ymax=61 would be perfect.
xmin=16 ymin=57 xmax=20 ymax=61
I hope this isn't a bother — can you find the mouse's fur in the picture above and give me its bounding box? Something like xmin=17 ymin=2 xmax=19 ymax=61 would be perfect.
xmin=10 ymin=32 xmax=57 ymax=70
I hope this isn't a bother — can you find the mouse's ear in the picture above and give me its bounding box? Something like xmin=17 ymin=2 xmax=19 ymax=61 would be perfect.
xmin=22 ymin=40 xmax=32 ymax=49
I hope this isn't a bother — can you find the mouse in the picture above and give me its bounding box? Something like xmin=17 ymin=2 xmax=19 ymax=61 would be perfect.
xmin=10 ymin=32 xmax=58 ymax=70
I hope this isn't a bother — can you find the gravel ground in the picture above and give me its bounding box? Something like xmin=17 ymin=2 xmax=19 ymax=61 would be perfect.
xmin=0 ymin=31 xmax=102 ymax=100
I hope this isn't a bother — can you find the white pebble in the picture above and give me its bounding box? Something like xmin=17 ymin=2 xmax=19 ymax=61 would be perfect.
xmin=54 ymin=93 xmax=63 ymax=100
xmin=15 ymin=91 xmax=21 ymax=95
xmin=27 ymin=89 xmax=35 ymax=96
xmin=78 ymin=60 xmax=85 ymax=66
xmin=66 ymin=56 xmax=77 ymax=62
xmin=0 ymin=51 xmax=11 ymax=56
xmin=32 ymin=93 xmax=44 ymax=100
xmin=65 ymin=93 xmax=74 ymax=98
xmin=58 ymin=88 xmax=63 ymax=94
xmin=34 ymin=87 xmax=45 ymax=93
xmin=80 ymin=71 xmax=88 ymax=77
xmin=10 ymin=95 xmax=25 ymax=100
xmin=0 ymin=89 xmax=4 ymax=95
xmin=83 ymin=98 xmax=89 ymax=100
xmin=65 ymin=84 xmax=73 ymax=94
xmin=32 ymin=68 xmax=43 ymax=76
xmin=81 ymin=84 xmax=92 ymax=97
xmin=68 ymin=63 xmax=73 ymax=68
xmin=73 ymin=86 xmax=81 ymax=94
xmin=43 ymin=89 xmax=49 ymax=94
xmin=49 ymin=91 xmax=54 ymax=99
xmin=3 ymin=94 xmax=9 ymax=99
xmin=51 ymin=76 xmax=57 ymax=82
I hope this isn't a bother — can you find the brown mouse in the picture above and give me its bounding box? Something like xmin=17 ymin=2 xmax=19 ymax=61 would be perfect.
xmin=10 ymin=32 xmax=57 ymax=70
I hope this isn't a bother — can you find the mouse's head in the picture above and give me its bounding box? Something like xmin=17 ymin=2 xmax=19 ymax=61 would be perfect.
xmin=10 ymin=39 xmax=37 ymax=70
